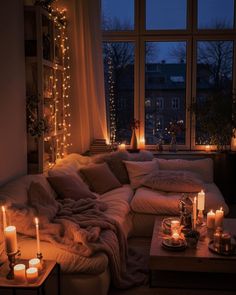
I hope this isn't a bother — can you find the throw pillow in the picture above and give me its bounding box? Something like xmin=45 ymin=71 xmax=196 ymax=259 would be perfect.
xmin=124 ymin=158 xmax=159 ymax=189
xmin=79 ymin=162 xmax=122 ymax=194
xmin=143 ymin=170 xmax=204 ymax=193
xmin=47 ymin=174 xmax=96 ymax=200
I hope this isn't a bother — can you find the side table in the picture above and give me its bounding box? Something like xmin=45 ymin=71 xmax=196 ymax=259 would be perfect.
xmin=0 ymin=259 xmax=60 ymax=295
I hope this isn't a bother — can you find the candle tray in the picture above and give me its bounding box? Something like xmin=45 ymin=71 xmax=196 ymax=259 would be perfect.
xmin=208 ymin=240 xmax=236 ymax=256
xmin=162 ymin=237 xmax=187 ymax=251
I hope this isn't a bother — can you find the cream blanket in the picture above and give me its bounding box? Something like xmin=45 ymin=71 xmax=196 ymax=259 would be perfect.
xmin=9 ymin=194 xmax=147 ymax=289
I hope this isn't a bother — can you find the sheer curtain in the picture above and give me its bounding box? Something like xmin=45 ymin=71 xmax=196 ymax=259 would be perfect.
xmin=69 ymin=0 xmax=108 ymax=153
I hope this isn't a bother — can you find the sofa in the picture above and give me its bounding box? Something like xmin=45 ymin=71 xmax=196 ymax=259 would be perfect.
xmin=0 ymin=151 xmax=229 ymax=295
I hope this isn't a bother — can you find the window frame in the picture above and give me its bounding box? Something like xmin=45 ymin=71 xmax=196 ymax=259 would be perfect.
xmin=102 ymin=0 xmax=236 ymax=150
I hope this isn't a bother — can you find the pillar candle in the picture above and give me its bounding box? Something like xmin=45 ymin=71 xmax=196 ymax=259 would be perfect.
xmin=171 ymin=220 xmax=180 ymax=234
xmin=207 ymin=210 xmax=215 ymax=229
xmin=192 ymin=196 xmax=197 ymax=229
xmin=14 ymin=264 xmax=26 ymax=283
xmin=26 ymin=267 xmax=38 ymax=283
xmin=215 ymin=207 xmax=224 ymax=228
xmin=1 ymin=206 xmax=7 ymax=229
xmin=4 ymin=225 xmax=18 ymax=253
xmin=29 ymin=258 xmax=41 ymax=271
xmin=35 ymin=218 xmax=41 ymax=254
xmin=197 ymin=190 xmax=205 ymax=211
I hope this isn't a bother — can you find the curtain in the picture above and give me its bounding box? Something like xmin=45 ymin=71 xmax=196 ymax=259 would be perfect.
xmin=69 ymin=0 xmax=108 ymax=153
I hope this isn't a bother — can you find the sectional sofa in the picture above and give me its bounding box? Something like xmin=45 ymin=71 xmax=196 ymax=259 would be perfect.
xmin=0 ymin=151 xmax=229 ymax=295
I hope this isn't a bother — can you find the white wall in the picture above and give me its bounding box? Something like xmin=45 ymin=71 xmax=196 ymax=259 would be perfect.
xmin=0 ymin=0 xmax=27 ymax=185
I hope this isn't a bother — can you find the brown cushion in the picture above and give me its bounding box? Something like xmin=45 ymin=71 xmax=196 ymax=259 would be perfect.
xmin=143 ymin=170 xmax=204 ymax=193
xmin=80 ymin=162 xmax=122 ymax=194
xmin=106 ymin=157 xmax=130 ymax=184
xmin=47 ymin=174 xmax=96 ymax=200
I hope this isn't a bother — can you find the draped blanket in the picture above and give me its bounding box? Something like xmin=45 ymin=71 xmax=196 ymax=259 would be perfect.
xmin=9 ymin=195 xmax=147 ymax=289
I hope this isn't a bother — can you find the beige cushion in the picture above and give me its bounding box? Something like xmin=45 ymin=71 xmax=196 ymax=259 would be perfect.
xmin=80 ymin=163 xmax=122 ymax=194
xmin=156 ymin=158 xmax=214 ymax=183
xmin=124 ymin=158 xmax=159 ymax=189
xmin=143 ymin=170 xmax=204 ymax=193
xmin=47 ymin=174 xmax=96 ymax=200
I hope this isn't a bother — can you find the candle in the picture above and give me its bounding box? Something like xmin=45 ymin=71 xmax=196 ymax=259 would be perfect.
xmin=213 ymin=227 xmax=223 ymax=250
xmin=197 ymin=190 xmax=205 ymax=211
xmin=1 ymin=206 xmax=7 ymax=229
xmin=171 ymin=220 xmax=180 ymax=234
xmin=221 ymin=232 xmax=231 ymax=252
xmin=26 ymin=267 xmax=38 ymax=283
xmin=207 ymin=210 xmax=215 ymax=229
xmin=29 ymin=258 xmax=41 ymax=271
xmin=4 ymin=225 xmax=18 ymax=253
xmin=14 ymin=264 xmax=26 ymax=283
xmin=192 ymin=196 xmax=197 ymax=230
xmin=205 ymin=145 xmax=211 ymax=152
xmin=215 ymin=207 xmax=224 ymax=228
xmin=35 ymin=218 xmax=41 ymax=254
xmin=118 ymin=143 xmax=126 ymax=151
xmin=139 ymin=137 xmax=145 ymax=150
xmin=171 ymin=232 xmax=180 ymax=245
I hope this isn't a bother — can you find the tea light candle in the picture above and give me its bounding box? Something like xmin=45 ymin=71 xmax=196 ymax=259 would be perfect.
xmin=26 ymin=267 xmax=38 ymax=283
xmin=205 ymin=145 xmax=211 ymax=152
xmin=4 ymin=225 xmax=18 ymax=253
xmin=118 ymin=143 xmax=126 ymax=151
xmin=215 ymin=207 xmax=224 ymax=228
xmin=35 ymin=217 xmax=41 ymax=254
xmin=197 ymin=190 xmax=205 ymax=211
xmin=171 ymin=232 xmax=180 ymax=245
xmin=171 ymin=220 xmax=180 ymax=234
xmin=1 ymin=206 xmax=7 ymax=229
xmin=207 ymin=210 xmax=215 ymax=229
xmin=14 ymin=264 xmax=26 ymax=282
xmin=139 ymin=138 xmax=145 ymax=150
xmin=29 ymin=258 xmax=41 ymax=271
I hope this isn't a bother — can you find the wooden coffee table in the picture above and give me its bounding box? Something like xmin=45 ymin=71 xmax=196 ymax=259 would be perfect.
xmin=149 ymin=217 xmax=236 ymax=290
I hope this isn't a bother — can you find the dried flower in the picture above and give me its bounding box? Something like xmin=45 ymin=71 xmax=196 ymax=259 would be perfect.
xmin=130 ymin=118 xmax=140 ymax=130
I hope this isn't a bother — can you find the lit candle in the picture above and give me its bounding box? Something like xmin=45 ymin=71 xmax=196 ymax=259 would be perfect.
xmin=221 ymin=232 xmax=231 ymax=252
xmin=26 ymin=267 xmax=38 ymax=283
xmin=139 ymin=137 xmax=145 ymax=150
xmin=118 ymin=143 xmax=126 ymax=151
xmin=215 ymin=207 xmax=224 ymax=228
xmin=4 ymin=225 xmax=18 ymax=253
xmin=14 ymin=264 xmax=26 ymax=283
xmin=1 ymin=206 xmax=7 ymax=229
xmin=29 ymin=258 xmax=41 ymax=271
xmin=171 ymin=220 xmax=180 ymax=234
xmin=207 ymin=210 xmax=215 ymax=229
xmin=192 ymin=196 xmax=197 ymax=229
xmin=197 ymin=190 xmax=205 ymax=211
xmin=35 ymin=218 xmax=41 ymax=254
xmin=205 ymin=145 xmax=211 ymax=152
xmin=171 ymin=232 xmax=180 ymax=245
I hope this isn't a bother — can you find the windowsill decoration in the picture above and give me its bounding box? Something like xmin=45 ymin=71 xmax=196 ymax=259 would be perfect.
xmin=165 ymin=119 xmax=185 ymax=152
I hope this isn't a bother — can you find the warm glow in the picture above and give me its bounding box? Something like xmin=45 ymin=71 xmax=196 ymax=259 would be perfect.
xmin=118 ymin=143 xmax=126 ymax=150
xmin=26 ymin=267 xmax=38 ymax=283
xmin=139 ymin=137 xmax=145 ymax=149
xmin=35 ymin=217 xmax=39 ymax=225
xmin=205 ymin=145 xmax=210 ymax=152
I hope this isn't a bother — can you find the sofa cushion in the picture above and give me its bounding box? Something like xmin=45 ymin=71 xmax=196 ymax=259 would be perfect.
xmin=47 ymin=174 xmax=96 ymax=200
xmin=124 ymin=158 xmax=159 ymax=189
xmin=80 ymin=162 xmax=122 ymax=194
xmin=143 ymin=170 xmax=204 ymax=193
xmin=156 ymin=158 xmax=214 ymax=183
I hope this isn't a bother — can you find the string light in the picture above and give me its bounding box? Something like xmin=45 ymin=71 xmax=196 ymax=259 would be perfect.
xmin=44 ymin=6 xmax=72 ymax=168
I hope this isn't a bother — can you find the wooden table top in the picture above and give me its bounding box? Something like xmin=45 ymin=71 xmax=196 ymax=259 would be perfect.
xmin=149 ymin=218 xmax=236 ymax=273
xmin=0 ymin=260 xmax=57 ymax=288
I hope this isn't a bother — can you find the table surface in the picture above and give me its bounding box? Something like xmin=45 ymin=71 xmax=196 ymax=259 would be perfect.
xmin=0 ymin=259 xmax=57 ymax=288
xmin=149 ymin=218 xmax=236 ymax=273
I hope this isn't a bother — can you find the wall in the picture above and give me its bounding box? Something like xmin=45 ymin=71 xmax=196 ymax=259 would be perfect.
xmin=0 ymin=0 xmax=27 ymax=185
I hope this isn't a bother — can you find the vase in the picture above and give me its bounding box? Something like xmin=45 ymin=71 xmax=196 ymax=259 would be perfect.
xmin=130 ymin=129 xmax=138 ymax=150
xmin=169 ymin=135 xmax=177 ymax=152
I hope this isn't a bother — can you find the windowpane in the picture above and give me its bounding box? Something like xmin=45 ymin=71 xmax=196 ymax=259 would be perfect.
xmin=103 ymin=42 xmax=135 ymax=144
xmin=198 ymin=0 xmax=234 ymax=29
xmin=146 ymin=0 xmax=187 ymax=30
xmin=102 ymin=0 xmax=134 ymax=30
xmin=195 ymin=41 xmax=233 ymax=146
xmin=145 ymin=42 xmax=186 ymax=145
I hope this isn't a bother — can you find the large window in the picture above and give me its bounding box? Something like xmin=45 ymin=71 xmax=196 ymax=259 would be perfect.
xmin=102 ymin=0 xmax=235 ymax=149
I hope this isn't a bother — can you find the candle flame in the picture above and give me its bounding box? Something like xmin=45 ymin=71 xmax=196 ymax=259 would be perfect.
xmin=1 ymin=205 xmax=5 ymax=212
xmin=220 ymin=207 xmax=223 ymax=211
xmin=35 ymin=217 xmax=39 ymax=225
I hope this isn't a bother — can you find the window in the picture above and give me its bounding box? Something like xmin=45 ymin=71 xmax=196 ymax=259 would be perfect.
xmin=172 ymin=97 xmax=180 ymax=110
xmin=102 ymin=0 xmax=235 ymax=149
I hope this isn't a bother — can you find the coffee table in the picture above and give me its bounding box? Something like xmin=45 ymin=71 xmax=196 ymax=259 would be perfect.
xmin=149 ymin=217 xmax=236 ymax=290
